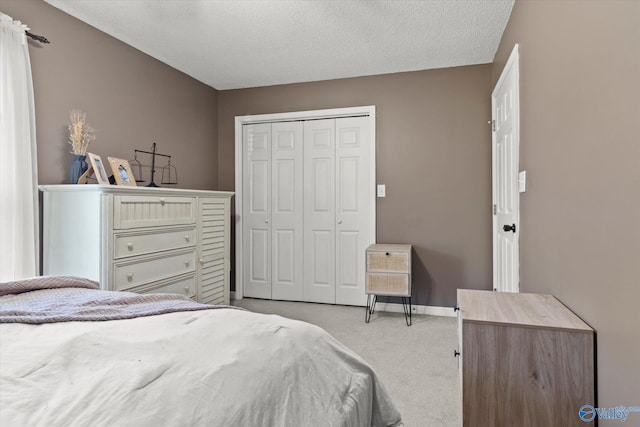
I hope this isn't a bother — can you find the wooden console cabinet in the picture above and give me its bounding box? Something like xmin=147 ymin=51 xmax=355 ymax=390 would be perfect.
xmin=456 ymin=289 xmax=595 ymax=427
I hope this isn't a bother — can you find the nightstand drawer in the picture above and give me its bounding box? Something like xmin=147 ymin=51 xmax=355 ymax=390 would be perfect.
xmin=114 ymin=228 xmax=196 ymax=259
xmin=366 ymin=272 xmax=410 ymax=296
xmin=367 ymin=250 xmax=410 ymax=273
xmin=113 ymin=195 xmax=196 ymax=229
xmin=114 ymin=250 xmax=196 ymax=291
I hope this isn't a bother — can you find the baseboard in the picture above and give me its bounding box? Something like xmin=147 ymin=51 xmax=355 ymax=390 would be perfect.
xmin=232 ymin=292 xmax=455 ymax=318
xmin=373 ymin=301 xmax=456 ymax=317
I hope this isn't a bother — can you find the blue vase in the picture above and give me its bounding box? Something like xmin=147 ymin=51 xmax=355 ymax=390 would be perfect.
xmin=69 ymin=154 xmax=88 ymax=184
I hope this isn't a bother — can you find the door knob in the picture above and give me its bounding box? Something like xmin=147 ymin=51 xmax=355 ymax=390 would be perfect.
xmin=503 ymin=224 xmax=516 ymax=233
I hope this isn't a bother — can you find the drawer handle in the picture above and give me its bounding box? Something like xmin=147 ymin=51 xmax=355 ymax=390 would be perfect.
xmin=184 ymin=260 xmax=190 ymax=267
xmin=454 ymin=350 xmax=460 ymax=358
xmin=127 ymin=242 xmax=134 ymax=251
xmin=385 ymin=252 xmax=390 ymax=256
xmin=199 ymin=258 xmax=204 ymax=265
xmin=126 ymin=273 xmax=134 ymax=281
xmin=184 ymin=235 xmax=190 ymax=242
xmin=454 ymin=306 xmax=460 ymax=312
xmin=338 ymin=220 xmax=343 ymax=224
xmin=160 ymin=198 xmax=166 ymax=206
xmin=184 ymin=286 xmax=190 ymax=294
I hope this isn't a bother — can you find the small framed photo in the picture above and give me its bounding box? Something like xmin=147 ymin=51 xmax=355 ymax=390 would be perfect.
xmin=87 ymin=152 xmax=109 ymax=184
xmin=107 ymin=157 xmax=137 ymax=186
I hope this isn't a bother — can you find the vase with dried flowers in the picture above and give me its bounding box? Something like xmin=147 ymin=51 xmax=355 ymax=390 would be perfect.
xmin=68 ymin=109 xmax=96 ymax=184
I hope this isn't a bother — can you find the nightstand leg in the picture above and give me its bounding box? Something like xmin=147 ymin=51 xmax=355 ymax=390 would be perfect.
xmin=365 ymin=294 xmax=377 ymax=323
xmin=402 ymin=296 xmax=412 ymax=326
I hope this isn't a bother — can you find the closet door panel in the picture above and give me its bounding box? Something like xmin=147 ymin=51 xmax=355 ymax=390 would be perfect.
xmin=249 ymin=228 xmax=269 ymax=282
xmin=335 ymin=117 xmax=371 ymax=306
xmin=271 ymin=122 xmax=304 ymax=301
xmin=304 ymin=119 xmax=336 ymax=304
xmin=243 ymin=123 xmax=272 ymax=299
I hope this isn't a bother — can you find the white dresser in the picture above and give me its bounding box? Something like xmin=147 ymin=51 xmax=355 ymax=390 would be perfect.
xmin=40 ymin=185 xmax=234 ymax=305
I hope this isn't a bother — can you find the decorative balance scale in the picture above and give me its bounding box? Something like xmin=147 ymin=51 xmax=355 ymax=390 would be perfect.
xmin=131 ymin=143 xmax=178 ymax=187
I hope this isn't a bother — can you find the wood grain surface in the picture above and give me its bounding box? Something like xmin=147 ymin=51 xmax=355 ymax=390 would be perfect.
xmin=458 ymin=289 xmax=595 ymax=427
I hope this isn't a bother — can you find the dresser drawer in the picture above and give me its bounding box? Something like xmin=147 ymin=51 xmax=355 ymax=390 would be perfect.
xmin=139 ymin=274 xmax=197 ymax=299
xmin=114 ymin=228 xmax=196 ymax=259
xmin=367 ymin=250 xmax=410 ymax=273
xmin=114 ymin=250 xmax=196 ymax=291
xmin=366 ymin=272 xmax=410 ymax=296
xmin=113 ymin=195 xmax=196 ymax=229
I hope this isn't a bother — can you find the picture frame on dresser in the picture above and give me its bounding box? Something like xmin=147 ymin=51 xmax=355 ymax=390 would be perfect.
xmin=107 ymin=157 xmax=137 ymax=186
xmin=87 ymin=153 xmax=109 ymax=184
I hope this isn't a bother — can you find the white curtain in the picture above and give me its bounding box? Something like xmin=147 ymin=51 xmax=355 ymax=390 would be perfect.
xmin=0 ymin=13 xmax=39 ymax=281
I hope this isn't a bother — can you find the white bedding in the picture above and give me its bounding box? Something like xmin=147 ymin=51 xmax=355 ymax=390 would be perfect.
xmin=0 ymin=307 xmax=402 ymax=426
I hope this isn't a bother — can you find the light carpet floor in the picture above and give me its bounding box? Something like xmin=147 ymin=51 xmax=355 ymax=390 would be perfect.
xmin=233 ymin=298 xmax=461 ymax=427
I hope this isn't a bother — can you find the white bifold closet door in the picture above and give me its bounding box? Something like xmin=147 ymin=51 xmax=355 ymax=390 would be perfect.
xmin=243 ymin=117 xmax=370 ymax=306
xmin=303 ymin=118 xmax=371 ymax=305
xmin=243 ymin=121 xmax=304 ymax=301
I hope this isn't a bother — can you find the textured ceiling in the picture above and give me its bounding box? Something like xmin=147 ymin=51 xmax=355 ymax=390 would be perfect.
xmin=44 ymin=0 xmax=514 ymax=90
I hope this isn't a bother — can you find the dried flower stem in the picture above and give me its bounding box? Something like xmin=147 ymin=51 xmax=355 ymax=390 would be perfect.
xmin=68 ymin=110 xmax=96 ymax=155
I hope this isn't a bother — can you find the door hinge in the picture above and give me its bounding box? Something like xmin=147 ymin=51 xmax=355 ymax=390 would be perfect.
xmin=493 ymin=204 xmax=497 ymax=215
xmin=492 ymin=120 xmax=496 ymax=132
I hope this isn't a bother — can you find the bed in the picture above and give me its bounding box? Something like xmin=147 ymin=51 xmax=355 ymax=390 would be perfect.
xmin=0 ymin=276 xmax=402 ymax=427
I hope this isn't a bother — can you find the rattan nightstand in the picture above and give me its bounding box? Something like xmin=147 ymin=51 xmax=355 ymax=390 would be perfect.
xmin=365 ymin=244 xmax=412 ymax=326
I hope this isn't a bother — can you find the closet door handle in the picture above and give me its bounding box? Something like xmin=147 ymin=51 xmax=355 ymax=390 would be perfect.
xmin=265 ymin=219 xmax=269 ymax=224
xmin=337 ymin=220 xmax=343 ymax=224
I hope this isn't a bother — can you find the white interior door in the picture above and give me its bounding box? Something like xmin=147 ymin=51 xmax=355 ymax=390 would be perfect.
xmin=243 ymin=123 xmax=272 ymax=299
xmin=303 ymin=119 xmax=336 ymax=303
xmin=335 ymin=117 xmax=371 ymax=306
xmin=271 ymin=122 xmax=304 ymax=300
xmin=492 ymin=44 xmax=520 ymax=293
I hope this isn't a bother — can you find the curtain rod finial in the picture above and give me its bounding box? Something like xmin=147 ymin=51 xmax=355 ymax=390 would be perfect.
xmin=25 ymin=31 xmax=50 ymax=44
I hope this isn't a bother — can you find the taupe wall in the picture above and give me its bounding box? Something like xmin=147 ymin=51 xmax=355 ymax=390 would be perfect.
xmin=493 ymin=0 xmax=640 ymax=415
xmin=218 ymin=66 xmax=494 ymax=306
xmin=2 ymin=0 xmax=219 ymax=190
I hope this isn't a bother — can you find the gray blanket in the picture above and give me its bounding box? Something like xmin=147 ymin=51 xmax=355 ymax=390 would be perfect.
xmin=0 ymin=276 xmax=229 ymax=324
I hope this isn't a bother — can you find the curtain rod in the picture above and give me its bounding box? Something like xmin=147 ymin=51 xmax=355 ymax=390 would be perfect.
xmin=25 ymin=30 xmax=50 ymax=44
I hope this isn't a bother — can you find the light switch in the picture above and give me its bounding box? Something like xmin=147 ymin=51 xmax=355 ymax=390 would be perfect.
xmin=519 ymin=171 xmax=526 ymax=193
xmin=377 ymin=184 xmax=386 ymax=198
